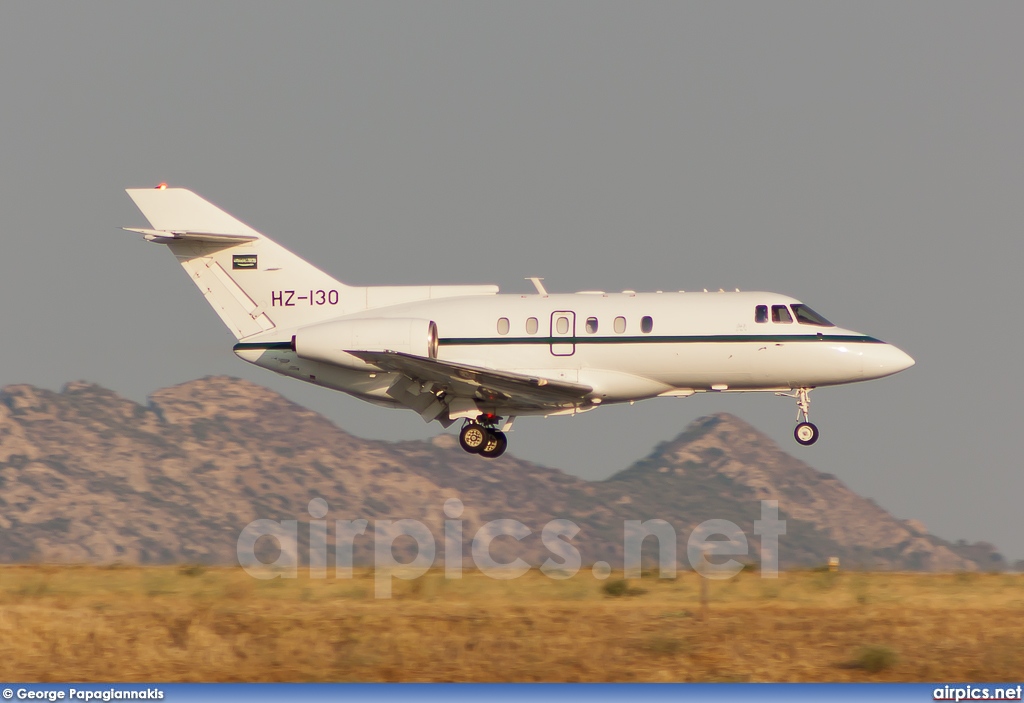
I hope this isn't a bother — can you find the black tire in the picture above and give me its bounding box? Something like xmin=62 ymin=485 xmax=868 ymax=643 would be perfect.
xmin=794 ymin=421 xmax=819 ymax=446
xmin=480 ymin=430 xmax=508 ymax=459
xmin=459 ymin=423 xmax=488 ymax=453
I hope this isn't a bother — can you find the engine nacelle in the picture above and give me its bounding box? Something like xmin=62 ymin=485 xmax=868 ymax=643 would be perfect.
xmin=293 ymin=317 xmax=438 ymax=370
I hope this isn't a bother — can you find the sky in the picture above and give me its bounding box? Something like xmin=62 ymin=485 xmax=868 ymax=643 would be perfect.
xmin=1 ymin=2 xmax=1021 ymax=560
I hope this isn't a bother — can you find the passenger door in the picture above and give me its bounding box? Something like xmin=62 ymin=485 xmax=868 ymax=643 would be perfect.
xmin=549 ymin=311 xmax=576 ymax=356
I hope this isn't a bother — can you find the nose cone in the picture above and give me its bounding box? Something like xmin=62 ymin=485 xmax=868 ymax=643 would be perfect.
xmin=864 ymin=343 xmax=915 ymax=380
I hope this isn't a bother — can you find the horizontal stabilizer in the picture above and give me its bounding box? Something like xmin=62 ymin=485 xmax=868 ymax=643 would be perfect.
xmin=122 ymin=227 xmax=258 ymax=244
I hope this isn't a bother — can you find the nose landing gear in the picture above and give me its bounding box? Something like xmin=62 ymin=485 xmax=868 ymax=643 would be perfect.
xmin=794 ymin=421 xmax=819 ymax=446
xmin=458 ymin=416 xmax=508 ymax=459
xmin=776 ymin=388 xmax=819 ymax=446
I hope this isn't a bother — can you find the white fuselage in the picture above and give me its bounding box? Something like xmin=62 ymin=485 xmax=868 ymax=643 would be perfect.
xmin=234 ymin=290 xmax=913 ymax=417
xmin=125 ymin=186 xmax=914 ymax=449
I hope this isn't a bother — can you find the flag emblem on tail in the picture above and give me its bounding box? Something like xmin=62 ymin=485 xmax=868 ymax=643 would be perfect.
xmin=232 ymin=254 xmax=257 ymax=270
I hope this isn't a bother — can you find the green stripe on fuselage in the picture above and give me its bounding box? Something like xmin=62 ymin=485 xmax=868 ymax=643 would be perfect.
xmin=232 ymin=335 xmax=884 ymax=353
xmin=438 ymin=334 xmax=883 ymax=347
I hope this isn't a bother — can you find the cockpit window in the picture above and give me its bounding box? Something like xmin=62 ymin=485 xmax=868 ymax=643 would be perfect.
xmin=771 ymin=305 xmax=793 ymax=324
xmin=754 ymin=305 xmax=768 ymax=323
xmin=791 ymin=304 xmax=834 ymax=327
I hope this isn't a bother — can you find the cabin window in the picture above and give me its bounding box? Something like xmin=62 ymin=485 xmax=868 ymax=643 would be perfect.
xmin=586 ymin=317 xmax=599 ymax=334
xmin=791 ymin=304 xmax=834 ymax=327
xmin=556 ymin=316 xmax=570 ymax=334
xmin=641 ymin=316 xmax=654 ymax=333
xmin=614 ymin=316 xmax=627 ymax=334
xmin=497 ymin=317 xmax=510 ymax=335
xmin=526 ymin=317 xmax=538 ymax=334
xmin=771 ymin=305 xmax=793 ymax=324
xmin=755 ymin=305 xmax=768 ymax=323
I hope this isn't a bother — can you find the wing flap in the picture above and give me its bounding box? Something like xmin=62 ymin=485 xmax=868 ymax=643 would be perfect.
xmin=348 ymin=350 xmax=593 ymax=408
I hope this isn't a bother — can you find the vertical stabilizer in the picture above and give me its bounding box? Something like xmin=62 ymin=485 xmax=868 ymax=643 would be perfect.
xmin=125 ymin=187 xmax=362 ymax=339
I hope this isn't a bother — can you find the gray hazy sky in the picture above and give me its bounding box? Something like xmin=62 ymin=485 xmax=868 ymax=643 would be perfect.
xmin=1 ymin=2 xmax=1021 ymax=559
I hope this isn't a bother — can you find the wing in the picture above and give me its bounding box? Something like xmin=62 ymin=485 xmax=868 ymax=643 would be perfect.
xmin=347 ymin=350 xmax=593 ymax=410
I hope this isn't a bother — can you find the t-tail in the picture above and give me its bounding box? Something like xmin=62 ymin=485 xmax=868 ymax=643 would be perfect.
xmin=125 ymin=185 xmax=499 ymax=340
xmin=125 ymin=186 xmax=358 ymax=339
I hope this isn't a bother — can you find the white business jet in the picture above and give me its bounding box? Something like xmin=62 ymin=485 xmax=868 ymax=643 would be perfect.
xmin=124 ymin=186 xmax=914 ymax=459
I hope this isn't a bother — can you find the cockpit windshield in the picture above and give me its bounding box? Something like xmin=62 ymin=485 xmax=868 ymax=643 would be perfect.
xmin=791 ymin=304 xmax=834 ymax=327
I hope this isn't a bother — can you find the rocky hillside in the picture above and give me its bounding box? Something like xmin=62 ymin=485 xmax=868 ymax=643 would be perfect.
xmin=0 ymin=377 xmax=1002 ymax=571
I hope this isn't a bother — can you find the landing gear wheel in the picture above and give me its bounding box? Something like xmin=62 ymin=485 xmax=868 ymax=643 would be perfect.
xmin=777 ymin=388 xmax=819 ymax=447
xmin=479 ymin=430 xmax=507 ymax=459
xmin=794 ymin=422 xmax=819 ymax=446
xmin=459 ymin=424 xmax=488 ymax=453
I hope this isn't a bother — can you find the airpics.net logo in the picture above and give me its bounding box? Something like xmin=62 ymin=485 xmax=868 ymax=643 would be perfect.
xmin=236 ymin=498 xmax=786 ymax=598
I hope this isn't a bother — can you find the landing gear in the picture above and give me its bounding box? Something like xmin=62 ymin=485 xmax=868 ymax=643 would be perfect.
xmin=794 ymin=422 xmax=819 ymax=446
xmin=459 ymin=423 xmax=489 ymax=453
xmin=459 ymin=417 xmax=508 ymax=459
xmin=776 ymin=388 xmax=820 ymax=446
xmin=480 ymin=429 xmax=507 ymax=459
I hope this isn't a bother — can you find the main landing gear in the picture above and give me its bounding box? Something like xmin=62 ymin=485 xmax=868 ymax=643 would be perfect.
xmin=776 ymin=388 xmax=820 ymax=446
xmin=459 ymin=416 xmax=508 ymax=459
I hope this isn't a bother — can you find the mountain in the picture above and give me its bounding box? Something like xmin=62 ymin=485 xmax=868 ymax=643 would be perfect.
xmin=0 ymin=377 xmax=1001 ymax=571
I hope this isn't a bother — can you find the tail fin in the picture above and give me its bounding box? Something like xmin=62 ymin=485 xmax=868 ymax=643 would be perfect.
xmin=125 ymin=187 xmax=356 ymax=339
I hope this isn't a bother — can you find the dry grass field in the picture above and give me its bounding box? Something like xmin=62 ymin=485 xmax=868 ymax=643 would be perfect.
xmin=0 ymin=564 xmax=1021 ymax=682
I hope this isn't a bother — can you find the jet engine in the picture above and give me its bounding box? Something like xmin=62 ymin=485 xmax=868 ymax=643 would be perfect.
xmin=292 ymin=317 xmax=438 ymax=370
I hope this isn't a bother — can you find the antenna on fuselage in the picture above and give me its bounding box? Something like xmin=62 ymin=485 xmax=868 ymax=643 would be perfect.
xmin=527 ymin=277 xmax=549 ymax=296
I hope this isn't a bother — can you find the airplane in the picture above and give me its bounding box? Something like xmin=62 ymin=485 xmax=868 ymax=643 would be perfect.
xmin=124 ymin=185 xmax=914 ymax=459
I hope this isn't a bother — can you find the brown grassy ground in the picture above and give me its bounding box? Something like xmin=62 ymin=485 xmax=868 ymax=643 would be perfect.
xmin=0 ymin=564 xmax=1021 ymax=682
